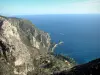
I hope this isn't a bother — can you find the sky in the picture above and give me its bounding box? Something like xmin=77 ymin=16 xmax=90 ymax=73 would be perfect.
xmin=0 ymin=0 xmax=100 ymax=16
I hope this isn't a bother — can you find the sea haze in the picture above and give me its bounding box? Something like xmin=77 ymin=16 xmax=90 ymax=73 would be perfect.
xmin=17 ymin=14 xmax=100 ymax=64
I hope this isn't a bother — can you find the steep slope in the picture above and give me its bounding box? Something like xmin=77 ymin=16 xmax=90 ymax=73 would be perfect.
xmin=53 ymin=58 xmax=100 ymax=75
xmin=0 ymin=15 xmax=51 ymax=75
xmin=0 ymin=15 xmax=73 ymax=75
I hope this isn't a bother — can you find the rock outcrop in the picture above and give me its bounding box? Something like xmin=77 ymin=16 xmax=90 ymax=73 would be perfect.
xmin=0 ymin=15 xmax=51 ymax=75
xmin=0 ymin=15 xmax=73 ymax=75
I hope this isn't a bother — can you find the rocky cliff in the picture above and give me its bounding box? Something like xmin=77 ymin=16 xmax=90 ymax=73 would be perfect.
xmin=0 ymin=15 xmax=74 ymax=75
xmin=0 ymin=15 xmax=52 ymax=75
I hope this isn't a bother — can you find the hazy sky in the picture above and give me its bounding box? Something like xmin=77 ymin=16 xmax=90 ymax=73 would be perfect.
xmin=0 ymin=0 xmax=100 ymax=15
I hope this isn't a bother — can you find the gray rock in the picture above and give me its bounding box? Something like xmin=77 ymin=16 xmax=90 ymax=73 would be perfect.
xmin=0 ymin=15 xmax=51 ymax=75
xmin=0 ymin=15 xmax=73 ymax=75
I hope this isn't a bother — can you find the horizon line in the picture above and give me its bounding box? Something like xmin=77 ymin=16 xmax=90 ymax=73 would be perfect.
xmin=1 ymin=13 xmax=100 ymax=17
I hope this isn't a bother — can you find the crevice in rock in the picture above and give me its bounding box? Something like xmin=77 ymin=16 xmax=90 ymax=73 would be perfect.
xmin=0 ymin=40 xmax=9 ymax=61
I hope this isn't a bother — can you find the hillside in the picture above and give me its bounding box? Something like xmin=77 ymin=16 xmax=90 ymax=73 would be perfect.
xmin=0 ymin=15 xmax=74 ymax=75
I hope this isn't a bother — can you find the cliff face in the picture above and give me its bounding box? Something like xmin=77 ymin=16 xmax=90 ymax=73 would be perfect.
xmin=0 ymin=16 xmax=73 ymax=75
xmin=0 ymin=16 xmax=51 ymax=75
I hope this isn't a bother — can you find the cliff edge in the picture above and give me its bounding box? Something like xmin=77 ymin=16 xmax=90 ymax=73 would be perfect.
xmin=0 ymin=15 xmax=74 ymax=75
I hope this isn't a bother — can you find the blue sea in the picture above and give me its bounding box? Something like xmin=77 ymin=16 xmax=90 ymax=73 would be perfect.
xmin=17 ymin=14 xmax=100 ymax=64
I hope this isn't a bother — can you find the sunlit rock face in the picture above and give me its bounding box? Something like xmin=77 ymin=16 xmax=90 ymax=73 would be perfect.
xmin=0 ymin=16 xmax=75 ymax=75
xmin=0 ymin=16 xmax=51 ymax=75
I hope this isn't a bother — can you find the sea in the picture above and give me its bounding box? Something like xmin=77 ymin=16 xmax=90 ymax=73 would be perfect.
xmin=17 ymin=14 xmax=100 ymax=64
